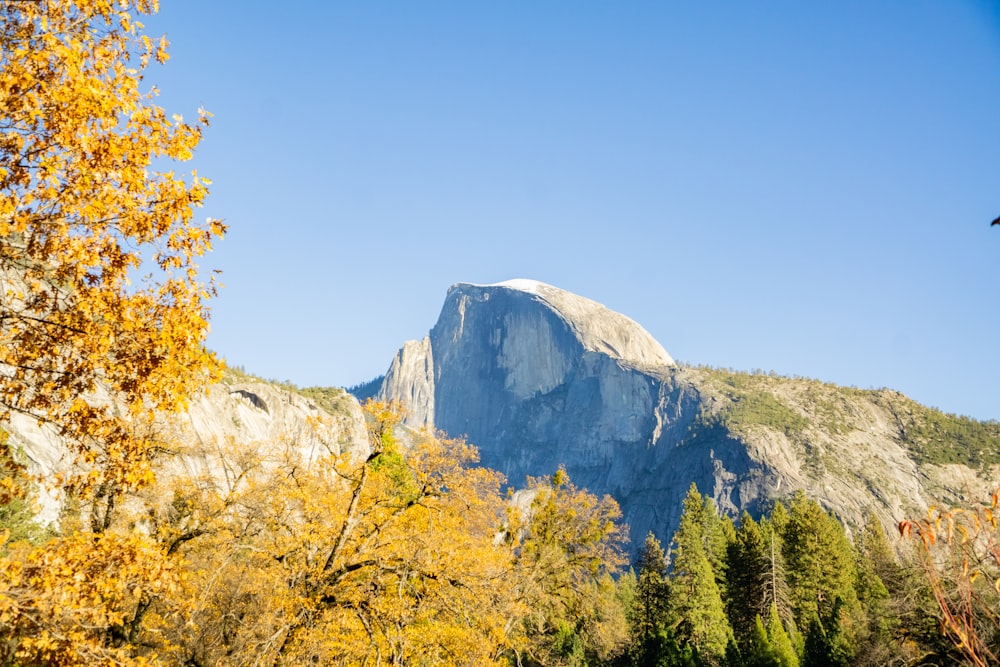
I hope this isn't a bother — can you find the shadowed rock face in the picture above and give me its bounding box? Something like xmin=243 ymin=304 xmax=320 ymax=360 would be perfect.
xmin=379 ymin=280 xmax=776 ymax=547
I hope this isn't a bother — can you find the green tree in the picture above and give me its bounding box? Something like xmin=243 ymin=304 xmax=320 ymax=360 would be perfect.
xmin=780 ymin=493 xmax=859 ymax=629
xmin=667 ymin=484 xmax=734 ymax=665
xmin=630 ymin=532 xmax=673 ymax=666
xmin=0 ymin=433 xmax=52 ymax=547
xmin=765 ymin=604 xmax=798 ymax=667
xmin=851 ymin=514 xmax=897 ymax=664
xmin=801 ymin=604 xmax=852 ymax=667
xmin=742 ymin=605 xmax=798 ymax=667
xmin=634 ymin=532 xmax=671 ymax=640
xmin=726 ymin=513 xmax=771 ymax=644
xmin=701 ymin=496 xmax=736 ymax=599
xmin=745 ymin=615 xmax=777 ymax=667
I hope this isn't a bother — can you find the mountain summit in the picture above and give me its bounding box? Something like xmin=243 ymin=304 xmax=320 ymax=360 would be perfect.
xmin=380 ymin=279 xmax=998 ymax=548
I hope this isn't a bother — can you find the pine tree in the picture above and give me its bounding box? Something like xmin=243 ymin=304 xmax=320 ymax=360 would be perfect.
xmin=745 ymin=615 xmax=778 ymax=667
xmin=702 ymin=496 xmax=735 ymax=597
xmin=0 ymin=433 xmax=52 ymax=547
xmin=780 ymin=493 xmax=859 ymax=629
xmin=765 ymin=604 xmax=798 ymax=667
xmin=726 ymin=513 xmax=771 ymax=644
xmin=667 ymin=484 xmax=734 ymax=665
xmin=852 ymin=514 xmax=894 ymax=660
xmin=803 ymin=615 xmax=833 ymax=667
xmin=633 ymin=532 xmax=671 ymax=646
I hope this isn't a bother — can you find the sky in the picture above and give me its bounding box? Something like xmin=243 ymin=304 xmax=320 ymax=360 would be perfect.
xmin=141 ymin=2 xmax=1000 ymax=420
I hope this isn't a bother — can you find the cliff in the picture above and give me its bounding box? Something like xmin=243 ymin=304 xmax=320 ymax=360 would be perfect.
xmin=380 ymin=279 xmax=998 ymax=548
xmin=7 ymin=374 xmax=370 ymax=523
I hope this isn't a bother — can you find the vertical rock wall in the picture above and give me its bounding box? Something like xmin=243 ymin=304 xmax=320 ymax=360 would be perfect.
xmin=379 ymin=280 xmax=772 ymax=548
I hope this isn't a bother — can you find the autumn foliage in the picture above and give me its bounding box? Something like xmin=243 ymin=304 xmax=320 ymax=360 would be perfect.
xmin=0 ymin=0 xmax=224 ymax=505
xmin=900 ymin=491 xmax=1000 ymax=666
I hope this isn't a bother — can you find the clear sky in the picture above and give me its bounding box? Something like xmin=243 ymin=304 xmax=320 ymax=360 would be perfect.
xmin=142 ymin=2 xmax=1000 ymax=420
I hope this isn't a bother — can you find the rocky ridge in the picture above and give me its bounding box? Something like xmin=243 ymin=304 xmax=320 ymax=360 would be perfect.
xmin=8 ymin=374 xmax=370 ymax=523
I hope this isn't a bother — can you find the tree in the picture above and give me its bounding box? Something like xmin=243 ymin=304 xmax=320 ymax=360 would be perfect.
xmin=630 ymin=532 xmax=672 ymax=666
xmin=633 ymin=532 xmax=670 ymax=641
xmin=0 ymin=430 xmax=52 ymax=546
xmin=726 ymin=513 xmax=772 ymax=644
xmin=0 ymin=530 xmax=178 ymax=666
xmin=900 ymin=490 xmax=1000 ymax=667
xmin=765 ymin=604 xmax=799 ymax=667
xmin=780 ymin=493 xmax=859 ymax=631
xmin=0 ymin=2 xmax=222 ymax=663
xmin=0 ymin=0 xmax=225 ymax=513
xmin=152 ymin=401 xmax=519 ymax=667
xmin=851 ymin=514 xmax=902 ymax=665
xmin=507 ymin=466 xmax=630 ymax=666
xmin=666 ymin=484 xmax=734 ymax=665
xmin=744 ymin=614 xmax=777 ymax=667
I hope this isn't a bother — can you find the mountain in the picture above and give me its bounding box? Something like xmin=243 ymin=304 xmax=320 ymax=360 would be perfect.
xmin=379 ymin=279 xmax=999 ymax=548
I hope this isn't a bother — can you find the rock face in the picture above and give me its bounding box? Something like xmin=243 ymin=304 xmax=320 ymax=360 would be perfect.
xmin=381 ymin=279 xmax=997 ymax=550
xmin=380 ymin=279 xmax=724 ymax=544
xmin=7 ymin=379 xmax=370 ymax=524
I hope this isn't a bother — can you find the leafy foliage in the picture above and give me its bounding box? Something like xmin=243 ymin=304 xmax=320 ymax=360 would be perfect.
xmin=0 ymin=0 xmax=224 ymax=506
xmin=666 ymin=484 xmax=734 ymax=664
xmin=510 ymin=466 xmax=630 ymax=666
xmin=900 ymin=490 xmax=1000 ymax=666
xmin=0 ymin=3 xmax=991 ymax=664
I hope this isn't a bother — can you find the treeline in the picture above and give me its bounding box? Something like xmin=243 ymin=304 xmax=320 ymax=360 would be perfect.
xmin=691 ymin=365 xmax=1000 ymax=469
xmin=614 ymin=486 xmax=958 ymax=667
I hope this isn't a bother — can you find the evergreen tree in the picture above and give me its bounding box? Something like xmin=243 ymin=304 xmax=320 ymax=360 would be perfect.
xmin=759 ymin=517 xmax=793 ymax=631
xmin=852 ymin=514 xmax=894 ymax=662
xmin=701 ymin=496 xmax=736 ymax=598
xmin=780 ymin=493 xmax=859 ymax=629
xmin=765 ymin=604 xmax=798 ymax=667
xmin=745 ymin=615 xmax=778 ymax=667
xmin=0 ymin=433 xmax=52 ymax=547
xmin=801 ymin=602 xmax=854 ymax=667
xmin=726 ymin=513 xmax=771 ymax=644
xmin=854 ymin=516 xmax=958 ymax=665
xmin=667 ymin=484 xmax=734 ymax=665
xmin=803 ymin=616 xmax=833 ymax=667
xmin=766 ymin=501 xmax=789 ymax=537
xmin=632 ymin=531 xmax=672 ymax=664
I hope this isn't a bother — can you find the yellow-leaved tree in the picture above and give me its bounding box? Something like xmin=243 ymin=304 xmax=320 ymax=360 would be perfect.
xmin=0 ymin=0 xmax=224 ymax=507
xmin=137 ymin=401 xmax=522 ymax=666
xmin=0 ymin=1 xmax=223 ymax=664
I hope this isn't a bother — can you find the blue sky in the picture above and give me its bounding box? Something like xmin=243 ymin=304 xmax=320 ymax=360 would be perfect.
xmin=144 ymin=2 xmax=1000 ymax=420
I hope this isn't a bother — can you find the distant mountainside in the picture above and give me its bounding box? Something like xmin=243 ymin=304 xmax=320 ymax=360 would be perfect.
xmin=379 ymin=279 xmax=999 ymax=548
xmin=8 ymin=371 xmax=370 ymax=523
